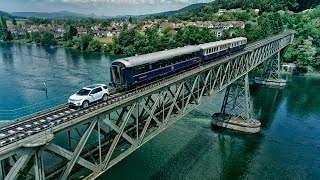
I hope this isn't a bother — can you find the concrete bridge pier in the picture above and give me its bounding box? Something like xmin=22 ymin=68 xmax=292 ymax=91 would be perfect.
xmin=255 ymin=51 xmax=287 ymax=87
xmin=212 ymin=74 xmax=261 ymax=133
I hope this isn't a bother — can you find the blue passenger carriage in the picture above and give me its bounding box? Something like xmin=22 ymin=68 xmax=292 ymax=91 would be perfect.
xmin=199 ymin=37 xmax=247 ymax=61
xmin=111 ymin=46 xmax=201 ymax=88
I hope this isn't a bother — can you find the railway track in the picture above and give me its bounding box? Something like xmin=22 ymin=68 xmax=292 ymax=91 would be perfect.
xmin=0 ymin=32 xmax=292 ymax=148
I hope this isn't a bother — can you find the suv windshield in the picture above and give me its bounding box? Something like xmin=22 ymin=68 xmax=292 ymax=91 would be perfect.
xmin=77 ymin=89 xmax=91 ymax=96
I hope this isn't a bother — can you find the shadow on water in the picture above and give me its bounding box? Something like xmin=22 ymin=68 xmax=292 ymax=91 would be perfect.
xmin=65 ymin=48 xmax=81 ymax=66
xmin=251 ymin=84 xmax=283 ymax=129
xmin=150 ymin=86 xmax=283 ymax=180
xmin=1 ymin=42 xmax=14 ymax=64
xmin=150 ymin=130 xmax=217 ymax=180
xmin=216 ymin=128 xmax=264 ymax=180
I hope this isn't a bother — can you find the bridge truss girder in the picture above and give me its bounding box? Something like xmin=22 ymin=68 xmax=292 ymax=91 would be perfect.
xmin=262 ymin=51 xmax=281 ymax=80
xmin=0 ymin=32 xmax=294 ymax=180
xmin=220 ymin=73 xmax=252 ymax=121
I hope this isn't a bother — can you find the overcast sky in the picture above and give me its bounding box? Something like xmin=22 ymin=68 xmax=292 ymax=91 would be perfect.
xmin=1 ymin=0 xmax=213 ymax=16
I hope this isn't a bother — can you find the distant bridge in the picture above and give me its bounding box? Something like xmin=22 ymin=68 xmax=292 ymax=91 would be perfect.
xmin=0 ymin=32 xmax=294 ymax=180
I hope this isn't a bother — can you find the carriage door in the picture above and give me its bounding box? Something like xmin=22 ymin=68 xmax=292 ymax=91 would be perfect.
xmin=112 ymin=65 xmax=121 ymax=85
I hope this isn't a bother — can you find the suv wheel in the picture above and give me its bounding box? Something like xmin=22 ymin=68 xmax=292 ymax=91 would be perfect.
xmin=102 ymin=94 xmax=108 ymax=101
xmin=82 ymin=100 xmax=89 ymax=108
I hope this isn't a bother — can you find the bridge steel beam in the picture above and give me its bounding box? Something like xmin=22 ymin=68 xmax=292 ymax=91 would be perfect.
xmin=0 ymin=32 xmax=295 ymax=180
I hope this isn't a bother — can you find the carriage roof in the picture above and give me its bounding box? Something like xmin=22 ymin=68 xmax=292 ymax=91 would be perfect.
xmin=198 ymin=37 xmax=247 ymax=49
xmin=112 ymin=46 xmax=201 ymax=68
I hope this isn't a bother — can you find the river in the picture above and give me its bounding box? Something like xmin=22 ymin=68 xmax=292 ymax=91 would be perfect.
xmin=1 ymin=43 xmax=320 ymax=179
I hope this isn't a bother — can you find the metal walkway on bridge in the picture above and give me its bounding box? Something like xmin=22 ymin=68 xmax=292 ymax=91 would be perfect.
xmin=0 ymin=32 xmax=294 ymax=180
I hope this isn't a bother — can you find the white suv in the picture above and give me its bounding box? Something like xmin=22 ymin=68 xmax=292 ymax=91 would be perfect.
xmin=68 ymin=84 xmax=110 ymax=108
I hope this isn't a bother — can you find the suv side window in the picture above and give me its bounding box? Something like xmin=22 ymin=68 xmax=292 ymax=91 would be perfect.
xmin=92 ymin=87 xmax=102 ymax=94
xmin=90 ymin=89 xmax=97 ymax=95
xmin=103 ymin=86 xmax=108 ymax=89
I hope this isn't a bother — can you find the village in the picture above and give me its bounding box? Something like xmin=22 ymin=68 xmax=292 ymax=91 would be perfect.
xmin=5 ymin=8 xmax=258 ymax=44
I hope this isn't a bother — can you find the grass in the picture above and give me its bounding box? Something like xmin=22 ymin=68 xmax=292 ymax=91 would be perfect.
xmin=94 ymin=37 xmax=113 ymax=44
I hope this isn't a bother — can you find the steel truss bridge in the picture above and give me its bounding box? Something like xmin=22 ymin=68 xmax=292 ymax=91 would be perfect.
xmin=0 ymin=32 xmax=295 ymax=180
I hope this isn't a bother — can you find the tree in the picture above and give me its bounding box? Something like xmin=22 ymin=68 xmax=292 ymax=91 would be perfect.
xmin=25 ymin=32 xmax=30 ymax=39
xmin=70 ymin=26 xmax=77 ymax=37
xmin=6 ymin=31 xmax=13 ymax=41
xmin=296 ymin=37 xmax=317 ymax=71
xmin=12 ymin=18 xmax=17 ymax=25
xmin=0 ymin=17 xmax=8 ymax=40
xmin=219 ymin=14 xmax=232 ymax=21
xmin=123 ymin=45 xmax=136 ymax=56
xmin=129 ymin=16 xmax=133 ymax=23
xmin=118 ymin=29 xmax=137 ymax=47
xmin=31 ymin=32 xmax=41 ymax=43
xmin=41 ymin=31 xmax=56 ymax=46
xmin=65 ymin=25 xmax=78 ymax=40
xmin=78 ymin=34 xmax=93 ymax=50
xmin=87 ymin=40 xmax=102 ymax=52
xmin=101 ymin=21 xmax=110 ymax=28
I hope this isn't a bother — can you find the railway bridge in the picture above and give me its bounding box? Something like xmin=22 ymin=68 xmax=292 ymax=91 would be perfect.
xmin=0 ymin=32 xmax=295 ymax=180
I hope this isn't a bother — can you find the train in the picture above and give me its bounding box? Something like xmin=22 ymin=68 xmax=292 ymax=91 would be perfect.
xmin=111 ymin=37 xmax=247 ymax=89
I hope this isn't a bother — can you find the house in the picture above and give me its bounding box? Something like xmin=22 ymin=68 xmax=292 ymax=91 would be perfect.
xmin=107 ymin=25 xmax=119 ymax=31
xmin=186 ymin=22 xmax=196 ymax=27
xmin=196 ymin=21 xmax=204 ymax=27
xmin=231 ymin=21 xmax=245 ymax=29
xmin=53 ymin=26 xmax=65 ymax=38
xmin=128 ymin=24 xmax=137 ymax=30
xmin=218 ymin=9 xmax=227 ymax=16
xmin=23 ymin=25 xmax=38 ymax=33
xmin=142 ymin=23 xmax=153 ymax=31
xmin=203 ymin=21 xmax=214 ymax=29
xmin=215 ymin=21 xmax=245 ymax=29
xmin=254 ymin=9 xmax=260 ymax=14
xmin=16 ymin=28 xmax=26 ymax=36
xmin=159 ymin=22 xmax=174 ymax=32
xmin=174 ymin=23 xmax=184 ymax=30
xmin=6 ymin=23 xmax=16 ymax=34
xmin=94 ymin=30 xmax=113 ymax=37
xmin=215 ymin=22 xmax=233 ymax=29
xmin=195 ymin=21 xmax=214 ymax=29
xmin=282 ymin=63 xmax=297 ymax=73
xmin=91 ymin=24 xmax=102 ymax=31
xmin=76 ymin=27 xmax=87 ymax=35
xmin=213 ymin=29 xmax=223 ymax=37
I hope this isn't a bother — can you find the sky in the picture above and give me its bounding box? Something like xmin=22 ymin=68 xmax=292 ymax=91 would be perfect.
xmin=0 ymin=0 xmax=213 ymax=16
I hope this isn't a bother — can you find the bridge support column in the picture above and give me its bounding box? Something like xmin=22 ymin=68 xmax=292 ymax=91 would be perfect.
xmin=211 ymin=74 xmax=261 ymax=133
xmin=255 ymin=51 xmax=287 ymax=87
xmin=34 ymin=147 xmax=45 ymax=180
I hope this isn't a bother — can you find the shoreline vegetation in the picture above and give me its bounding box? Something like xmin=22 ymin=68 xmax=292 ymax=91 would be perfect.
xmin=0 ymin=0 xmax=319 ymax=73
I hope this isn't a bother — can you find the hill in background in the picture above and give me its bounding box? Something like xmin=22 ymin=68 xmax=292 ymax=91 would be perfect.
xmin=5 ymin=3 xmax=207 ymax=19
xmin=11 ymin=11 xmax=90 ymax=19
